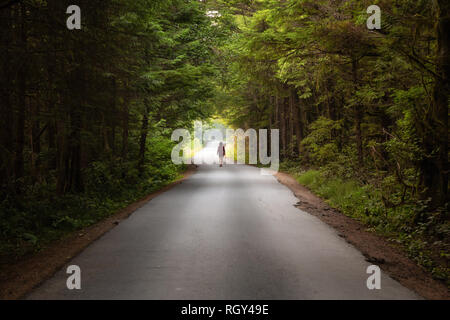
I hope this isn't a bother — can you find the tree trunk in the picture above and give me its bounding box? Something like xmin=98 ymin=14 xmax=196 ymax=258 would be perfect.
xmin=57 ymin=50 xmax=85 ymax=194
xmin=352 ymin=58 xmax=364 ymax=167
xmin=285 ymin=97 xmax=290 ymax=157
xmin=122 ymin=96 xmax=129 ymax=160
xmin=69 ymin=102 xmax=84 ymax=193
xmin=48 ymin=120 xmax=56 ymax=171
xmin=110 ymin=78 xmax=117 ymax=155
xmin=46 ymin=0 xmax=57 ymax=172
xmin=31 ymin=102 xmax=41 ymax=182
xmin=419 ymin=0 xmax=449 ymax=208
xmin=289 ymin=92 xmax=294 ymax=157
xmin=138 ymin=103 xmax=150 ymax=175
xmin=275 ymin=93 xmax=279 ymax=129
xmin=14 ymin=2 xmax=27 ymax=186
xmin=56 ymin=116 xmax=68 ymax=195
xmin=279 ymin=95 xmax=286 ymax=157
xmin=0 ymin=5 xmax=14 ymax=187
xmin=292 ymin=89 xmax=303 ymax=155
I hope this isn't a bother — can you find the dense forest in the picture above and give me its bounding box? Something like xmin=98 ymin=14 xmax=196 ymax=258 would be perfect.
xmin=0 ymin=0 xmax=221 ymax=259
xmin=211 ymin=0 xmax=449 ymax=283
xmin=0 ymin=1 xmax=448 ymax=285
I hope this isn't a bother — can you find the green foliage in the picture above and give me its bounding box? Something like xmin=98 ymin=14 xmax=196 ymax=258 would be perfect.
xmin=302 ymin=117 xmax=344 ymax=165
xmin=0 ymin=0 xmax=217 ymax=262
xmin=291 ymin=166 xmax=449 ymax=286
xmin=211 ymin=0 xmax=448 ymax=285
xmin=0 ymin=132 xmax=184 ymax=263
xmin=0 ymin=0 xmax=448 ymax=289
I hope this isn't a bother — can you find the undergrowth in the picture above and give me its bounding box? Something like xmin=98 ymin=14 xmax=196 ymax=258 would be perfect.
xmin=281 ymin=162 xmax=450 ymax=287
xmin=0 ymin=135 xmax=185 ymax=265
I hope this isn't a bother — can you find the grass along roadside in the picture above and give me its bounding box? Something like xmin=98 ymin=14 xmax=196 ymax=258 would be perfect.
xmin=280 ymin=164 xmax=449 ymax=287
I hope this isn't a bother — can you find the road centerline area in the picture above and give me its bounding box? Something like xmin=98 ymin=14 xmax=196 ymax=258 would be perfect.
xmin=27 ymin=157 xmax=419 ymax=300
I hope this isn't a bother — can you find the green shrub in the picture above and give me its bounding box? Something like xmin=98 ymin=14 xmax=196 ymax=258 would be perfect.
xmin=0 ymin=134 xmax=184 ymax=263
xmin=289 ymin=164 xmax=449 ymax=285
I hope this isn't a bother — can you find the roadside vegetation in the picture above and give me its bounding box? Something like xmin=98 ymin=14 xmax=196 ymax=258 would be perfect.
xmin=0 ymin=0 xmax=448 ymax=288
xmin=281 ymin=163 xmax=449 ymax=285
xmin=0 ymin=129 xmax=185 ymax=263
xmin=0 ymin=0 xmax=223 ymax=264
xmin=212 ymin=0 xmax=449 ymax=286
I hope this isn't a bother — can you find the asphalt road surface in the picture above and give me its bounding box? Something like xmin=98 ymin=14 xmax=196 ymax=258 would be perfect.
xmin=27 ymin=144 xmax=420 ymax=300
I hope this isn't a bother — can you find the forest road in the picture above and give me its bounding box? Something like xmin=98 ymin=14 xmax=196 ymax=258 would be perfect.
xmin=27 ymin=146 xmax=420 ymax=300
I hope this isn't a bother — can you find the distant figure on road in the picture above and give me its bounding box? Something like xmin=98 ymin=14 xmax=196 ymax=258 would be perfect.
xmin=217 ymin=142 xmax=226 ymax=167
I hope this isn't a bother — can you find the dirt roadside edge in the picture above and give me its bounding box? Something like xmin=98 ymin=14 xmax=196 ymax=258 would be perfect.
xmin=275 ymin=171 xmax=449 ymax=300
xmin=0 ymin=166 xmax=198 ymax=300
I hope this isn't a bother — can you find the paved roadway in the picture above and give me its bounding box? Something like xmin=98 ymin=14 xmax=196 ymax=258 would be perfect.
xmin=27 ymin=144 xmax=419 ymax=300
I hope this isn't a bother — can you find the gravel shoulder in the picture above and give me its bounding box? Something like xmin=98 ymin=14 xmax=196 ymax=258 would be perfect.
xmin=275 ymin=171 xmax=449 ymax=300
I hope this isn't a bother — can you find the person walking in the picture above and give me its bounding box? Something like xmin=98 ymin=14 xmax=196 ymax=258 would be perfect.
xmin=217 ymin=142 xmax=226 ymax=167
